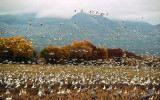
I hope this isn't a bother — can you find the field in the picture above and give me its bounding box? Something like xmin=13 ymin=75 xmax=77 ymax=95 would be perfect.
xmin=0 ymin=64 xmax=160 ymax=100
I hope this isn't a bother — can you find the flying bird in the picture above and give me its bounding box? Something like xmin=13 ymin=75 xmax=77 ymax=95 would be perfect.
xmin=59 ymin=23 xmax=63 ymax=27
xmin=100 ymin=13 xmax=104 ymax=16
xmin=106 ymin=13 xmax=109 ymax=16
xmin=96 ymin=11 xmax=99 ymax=14
xmin=40 ymin=23 xmax=44 ymax=26
xmin=54 ymin=37 xmax=62 ymax=40
xmin=28 ymin=20 xmax=32 ymax=25
xmin=81 ymin=9 xmax=83 ymax=12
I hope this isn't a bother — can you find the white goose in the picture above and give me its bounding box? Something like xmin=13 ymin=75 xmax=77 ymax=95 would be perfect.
xmin=103 ymin=85 xmax=106 ymax=90
xmin=24 ymin=83 xmax=27 ymax=88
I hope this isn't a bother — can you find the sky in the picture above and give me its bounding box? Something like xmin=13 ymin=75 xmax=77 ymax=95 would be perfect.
xmin=0 ymin=0 xmax=160 ymax=25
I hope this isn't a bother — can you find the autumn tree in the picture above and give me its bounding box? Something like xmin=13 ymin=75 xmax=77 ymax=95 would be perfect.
xmin=158 ymin=57 xmax=160 ymax=62
xmin=63 ymin=40 xmax=93 ymax=60
xmin=0 ymin=36 xmax=34 ymax=63
xmin=40 ymin=40 xmax=108 ymax=64
xmin=107 ymin=48 xmax=125 ymax=62
xmin=47 ymin=46 xmax=70 ymax=60
xmin=124 ymin=50 xmax=142 ymax=60
xmin=40 ymin=45 xmax=70 ymax=63
xmin=5 ymin=37 xmax=34 ymax=59
xmin=63 ymin=40 xmax=108 ymax=61
xmin=96 ymin=47 xmax=108 ymax=59
xmin=0 ymin=36 xmax=10 ymax=60
xmin=0 ymin=37 xmax=6 ymax=55
xmin=40 ymin=47 xmax=48 ymax=59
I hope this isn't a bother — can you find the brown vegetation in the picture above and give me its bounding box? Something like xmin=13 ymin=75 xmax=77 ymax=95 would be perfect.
xmin=107 ymin=48 xmax=125 ymax=62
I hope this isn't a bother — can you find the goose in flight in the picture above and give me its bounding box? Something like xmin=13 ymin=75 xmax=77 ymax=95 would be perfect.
xmin=40 ymin=23 xmax=44 ymax=26
xmin=81 ymin=9 xmax=83 ymax=12
xmin=28 ymin=20 xmax=32 ymax=25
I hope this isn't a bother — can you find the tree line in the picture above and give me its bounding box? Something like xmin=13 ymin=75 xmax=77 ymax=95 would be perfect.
xmin=40 ymin=40 xmax=108 ymax=64
xmin=0 ymin=36 xmax=160 ymax=66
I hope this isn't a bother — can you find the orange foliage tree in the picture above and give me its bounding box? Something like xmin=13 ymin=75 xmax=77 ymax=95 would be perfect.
xmin=4 ymin=37 xmax=34 ymax=59
xmin=63 ymin=40 xmax=94 ymax=60
xmin=63 ymin=40 xmax=108 ymax=60
xmin=40 ymin=40 xmax=108 ymax=64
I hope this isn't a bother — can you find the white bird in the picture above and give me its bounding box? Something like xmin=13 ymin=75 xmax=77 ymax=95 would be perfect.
xmin=15 ymin=83 xmax=20 ymax=88
xmin=77 ymin=86 xmax=82 ymax=92
xmin=28 ymin=20 xmax=32 ymax=25
xmin=74 ymin=85 xmax=77 ymax=89
xmin=114 ymin=86 xmax=117 ymax=90
xmin=54 ymin=37 xmax=62 ymax=41
xmin=38 ymin=88 xmax=45 ymax=97
xmin=5 ymin=89 xmax=10 ymax=94
xmin=57 ymin=90 xmax=61 ymax=94
xmin=59 ymin=23 xmax=63 ymax=27
xmin=24 ymin=83 xmax=27 ymax=88
xmin=81 ymin=9 xmax=83 ymax=12
xmin=61 ymin=89 xmax=66 ymax=94
xmin=31 ymin=83 xmax=35 ymax=88
xmin=5 ymin=96 xmax=12 ymax=100
xmin=19 ymin=89 xmax=27 ymax=96
xmin=40 ymin=23 xmax=44 ymax=26
xmin=66 ymin=89 xmax=71 ymax=94
xmin=106 ymin=13 xmax=109 ymax=16
xmin=103 ymin=85 xmax=106 ymax=90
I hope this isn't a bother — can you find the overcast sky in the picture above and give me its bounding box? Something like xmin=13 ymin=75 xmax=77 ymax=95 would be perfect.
xmin=0 ymin=0 xmax=160 ymax=25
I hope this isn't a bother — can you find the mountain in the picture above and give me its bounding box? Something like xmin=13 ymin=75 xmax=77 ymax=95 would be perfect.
xmin=0 ymin=12 xmax=160 ymax=56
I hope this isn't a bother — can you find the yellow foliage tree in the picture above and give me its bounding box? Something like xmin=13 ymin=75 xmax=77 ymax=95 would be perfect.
xmin=0 ymin=36 xmax=9 ymax=57
xmin=5 ymin=37 xmax=34 ymax=58
xmin=47 ymin=46 xmax=70 ymax=60
xmin=63 ymin=40 xmax=94 ymax=60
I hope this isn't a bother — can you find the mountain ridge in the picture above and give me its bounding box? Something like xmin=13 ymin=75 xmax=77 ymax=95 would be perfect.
xmin=0 ymin=12 xmax=160 ymax=56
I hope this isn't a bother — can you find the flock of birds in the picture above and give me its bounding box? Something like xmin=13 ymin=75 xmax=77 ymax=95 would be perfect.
xmin=74 ymin=9 xmax=109 ymax=16
xmin=25 ymin=9 xmax=146 ymax=44
xmin=27 ymin=9 xmax=109 ymax=27
xmin=0 ymin=9 xmax=159 ymax=100
xmin=25 ymin=9 xmax=111 ymax=42
xmin=0 ymin=64 xmax=160 ymax=99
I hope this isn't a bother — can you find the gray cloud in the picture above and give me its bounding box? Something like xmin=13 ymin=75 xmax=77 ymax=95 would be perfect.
xmin=0 ymin=0 xmax=160 ymax=25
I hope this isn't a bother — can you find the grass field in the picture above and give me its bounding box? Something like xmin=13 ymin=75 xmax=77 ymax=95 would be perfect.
xmin=0 ymin=64 xmax=160 ymax=100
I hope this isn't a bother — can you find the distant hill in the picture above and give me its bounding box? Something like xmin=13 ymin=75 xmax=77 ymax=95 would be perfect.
xmin=0 ymin=12 xmax=160 ymax=56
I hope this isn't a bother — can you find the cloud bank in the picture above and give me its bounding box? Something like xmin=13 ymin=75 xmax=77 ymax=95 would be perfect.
xmin=0 ymin=0 xmax=160 ymax=25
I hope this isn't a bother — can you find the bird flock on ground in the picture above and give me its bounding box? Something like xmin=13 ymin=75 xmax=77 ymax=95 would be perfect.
xmin=0 ymin=64 xmax=160 ymax=99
